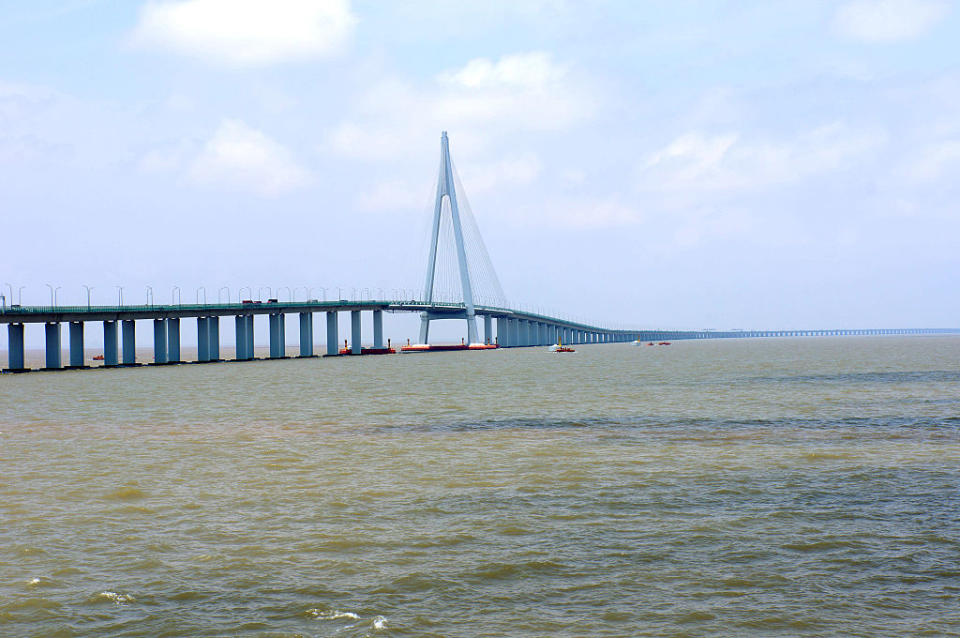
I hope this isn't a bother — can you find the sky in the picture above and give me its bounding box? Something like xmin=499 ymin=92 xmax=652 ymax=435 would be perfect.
xmin=1 ymin=0 xmax=959 ymax=347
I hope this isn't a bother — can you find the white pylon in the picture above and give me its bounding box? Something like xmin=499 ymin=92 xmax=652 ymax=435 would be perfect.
xmin=419 ymin=131 xmax=480 ymax=345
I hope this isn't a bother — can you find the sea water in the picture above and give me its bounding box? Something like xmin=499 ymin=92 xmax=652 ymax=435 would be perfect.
xmin=1 ymin=336 xmax=959 ymax=636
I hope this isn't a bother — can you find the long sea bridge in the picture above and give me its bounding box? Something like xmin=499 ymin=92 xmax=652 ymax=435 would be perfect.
xmin=2 ymin=131 xmax=956 ymax=373
xmin=0 ymin=299 xmax=951 ymax=373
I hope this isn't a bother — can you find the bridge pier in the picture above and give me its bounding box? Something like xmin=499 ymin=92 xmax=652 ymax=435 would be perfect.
xmin=373 ymin=310 xmax=383 ymax=349
xmin=198 ymin=317 xmax=210 ymax=362
xmin=68 ymin=321 xmax=85 ymax=368
xmin=153 ymin=318 xmax=168 ymax=364
xmin=6 ymin=323 xmax=25 ymax=371
xmin=167 ymin=318 xmax=180 ymax=363
xmin=234 ymin=315 xmax=245 ymax=360
xmin=299 ymin=312 xmax=314 ymax=356
xmin=103 ymin=320 xmax=118 ymax=366
xmin=326 ymin=311 xmax=339 ymax=356
xmin=269 ymin=313 xmax=286 ymax=358
xmin=122 ymin=320 xmax=136 ymax=365
xmin=44 ymin=322 xmax=61 ymax=370
xmin=351 ymin=310 xmax=361 ymax=354
xmin=209 ymin=316 xmax=220 ymax=360
xmin=496 ymin=317 xmax=508 ymax=347
xmin=484 ymin=315 xmax=492 ymax=345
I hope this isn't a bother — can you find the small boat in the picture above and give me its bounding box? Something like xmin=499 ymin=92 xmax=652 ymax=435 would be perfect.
xmin=93 ymin=354 xmax=104 ymax=360
xmin=549 ymin=337 xmax=575 ymax=353
xmin=658 ymin=341 xmax=671 ymax=346
xmin=339 ymin=339 xmax=397 ymax=355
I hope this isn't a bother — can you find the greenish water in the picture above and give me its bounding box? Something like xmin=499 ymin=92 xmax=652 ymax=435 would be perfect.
xmin=2 ymin=337 xmax=959 ymax=636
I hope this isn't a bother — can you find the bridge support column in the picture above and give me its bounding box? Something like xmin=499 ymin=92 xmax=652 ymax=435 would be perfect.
xmin=299 ymin=312 xmax=314 ymax=356
xmin=235 ymin=315 xmax=246 ymax=360
xmin=245 ymin=315 xmax=255 ymax=359
xmin=7 ymin=323 xmax=25 ymax=371
xmin=153 ymin=319 xmax=168 ymax=364
xmin=496 ymin=318 xmax=508 ymax=347
xmin=351 ymin=310 xmax=361 ymax=354
xmin=269 ymin=313 xmax=284 ymax=358
xmin=484 ymin=315 xmax=492 ymax=345
xmin=373 ymin=310 xmax=383 ymax=348
xmin=198 ymin=317 xmax=210 ymax=362
xmin=167 ymin=318 xmax=180 ymax=363
xmin=122 ymin=320 xmax=136 ymax=365
xmin=44 ymin=322 xmax=61 ymax=369
xmin=209 ymin=316 xmax=220 ymax=361
xmin=326 ymin=311 xmax=339 ymax=356
xmin=103 ymin=321 xmax=118 ymax=366
xmin=68 ymin=321 xmax=84 ymax=367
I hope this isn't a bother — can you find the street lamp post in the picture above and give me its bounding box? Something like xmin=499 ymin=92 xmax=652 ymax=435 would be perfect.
xmin=197 ymin=287 xmax=206 ymax=304
xmin=218 ymin=286 xmax=230 ymax=303
xmin=146 ymin=285 xmax=154 ymax=306
xmin=82 ymin=285 xmax=94 ymax=310
xmin=172 ymin=286 xmax=181 ymax=305
xmin=278 ymin=286 xmax=292 ymax=302
xmin=115 ymin=286 xmax=124 ymax=307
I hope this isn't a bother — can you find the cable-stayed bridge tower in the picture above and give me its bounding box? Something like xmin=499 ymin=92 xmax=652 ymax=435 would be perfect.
xmin=418 ymin=131 xmax=504 ymax=345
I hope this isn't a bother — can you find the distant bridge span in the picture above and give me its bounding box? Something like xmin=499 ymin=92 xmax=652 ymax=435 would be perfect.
xmin=3 ymin=131 xmax=957 ymax=373
xmin=1 ymin=299 xmax=955 ymax=372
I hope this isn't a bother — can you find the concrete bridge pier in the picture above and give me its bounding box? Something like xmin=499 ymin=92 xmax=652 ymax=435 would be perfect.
xmin=103 ymin=321 xmax=118 ymax=366
xmin=6 ymin=323 xmax=25 ymax=371
xmin=209 ymin=316 xmax=220 ymax=361
xmin=299 ymin=312 xmax=314 ymax=357
xmin=122 ymin=320 xmax=136 ymax=365
xmin=373 ymin=310 xmax=383 ymax=349
xmin=326 ymin=311 xmax=339 ymax=356
xmin=44 ymin=322 xmax=61 ymax=370
xmin=269 ymin=313 xmax=286 ymax=358
xmin=234 ymin=315 xmax=246 ymax=360
xmin=167 ymin=318 xmax=180 ymax=363
xmin=68 ymin=322 xmax=85 ymax=368
xmin=351 ymin=310 xmax=361 ymax=354
xmin=153 ymin=319 xmax=168 ymax=364
xmin=484 ymin=315 xmax=492 ymax=345
xmin=197 ymin=317 xmax=210 ymax=362
xmin=496 ymin=317 xmax=509 ymax=347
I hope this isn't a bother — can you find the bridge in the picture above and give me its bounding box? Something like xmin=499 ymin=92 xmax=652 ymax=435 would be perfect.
xmin=2 ymin=132 xmax=956 ymax=372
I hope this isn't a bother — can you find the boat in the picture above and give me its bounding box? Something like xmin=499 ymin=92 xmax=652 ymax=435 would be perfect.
xmin=549 ymin=337 xmax=575 ymax=353
xmin=93 ymin=354 xmax=104 ymax=360
xmin=658 ymin=341 xmax=671 ymax=346
xmin=338 ymin=339 xmax=397 ymax=355
xmin=401 ymin=338 xmax=499 ymax=353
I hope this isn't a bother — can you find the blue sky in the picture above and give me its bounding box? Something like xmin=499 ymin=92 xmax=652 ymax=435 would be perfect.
xmin=2 ymin=0 xmax=959 ymax=345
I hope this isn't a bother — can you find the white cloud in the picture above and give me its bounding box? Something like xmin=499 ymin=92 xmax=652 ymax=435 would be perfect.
xmin=638 ymin=124 xmax=886 ymax=193
xmin=903 ymin=139 xmax=960 ymax=182
xmin=326 ymin=52 xmax=594 ymax=162
xmin=189 ymin=119 xmax=310 ymax=195
xmin=834 ymin=0 xmax=948 ymax=42
xmin=131 ymin=0 xmax=356 ymax=67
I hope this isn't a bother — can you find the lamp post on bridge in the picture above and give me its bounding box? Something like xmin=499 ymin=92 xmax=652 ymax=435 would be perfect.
xmin=115 ymin=286 xmax=124 ymax=307
xmin=172 ymin=286 xmax=181 ymax=305
xmin=238 ymin=287 xmax=251 ymax=303
xmin=146 ymin=285 xmax=154 ymax=306
xmin=278 ymin=286 xmax=292 ymax=302
xmin=82 ymin=285 xmax=94 ymax=310
xmin=218 ymin=286 xmax=229 ymax=303
xmin=45 ymin=284 xmax=61 ymax=308
xmin=197 ymin=287 xmax=206 ymax=304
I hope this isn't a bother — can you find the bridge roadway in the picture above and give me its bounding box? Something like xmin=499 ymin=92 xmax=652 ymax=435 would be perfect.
xmin=0 ymin=299 xmax=956 ymax=372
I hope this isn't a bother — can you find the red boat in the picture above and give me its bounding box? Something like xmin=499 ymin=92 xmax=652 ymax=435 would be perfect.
xmin=401 ymin=342 xmax=499 ymax=352
xmin=338 ymin=339 xmax=397 ymax=355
